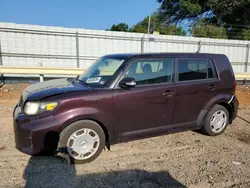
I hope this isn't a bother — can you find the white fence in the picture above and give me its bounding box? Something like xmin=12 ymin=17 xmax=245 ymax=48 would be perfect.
xmin=0 ymin=22 xmax=249 ymax=73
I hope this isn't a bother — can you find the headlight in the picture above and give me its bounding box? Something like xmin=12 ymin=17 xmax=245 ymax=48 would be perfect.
xmin=24 ymin=102 xmax=58 ymax=115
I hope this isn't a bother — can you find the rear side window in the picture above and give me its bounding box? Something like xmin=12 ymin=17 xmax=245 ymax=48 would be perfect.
xmin=177 ymin=59 xmax=217 ymax=82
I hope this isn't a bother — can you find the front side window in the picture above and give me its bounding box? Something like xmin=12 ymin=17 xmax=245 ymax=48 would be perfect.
xmin=178 ymin=59 xmax=217 ymax=82
xmin=79 ymin=57 xmax=124 ymax=87
xmin=124 ymin=58 xmax=173 ymax=85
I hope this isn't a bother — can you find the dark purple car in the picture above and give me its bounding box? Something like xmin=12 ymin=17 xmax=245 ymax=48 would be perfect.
xmin=13 ymin=53 xmax=239 ymax=164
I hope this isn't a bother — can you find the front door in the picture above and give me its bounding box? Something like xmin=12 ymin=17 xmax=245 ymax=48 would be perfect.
xmin=114 ymin=58 xmax=175 ymax=141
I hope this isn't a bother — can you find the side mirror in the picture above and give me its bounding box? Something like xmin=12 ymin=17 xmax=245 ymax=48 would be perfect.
xmin=119 ymin=77 xmax=136 ymax=88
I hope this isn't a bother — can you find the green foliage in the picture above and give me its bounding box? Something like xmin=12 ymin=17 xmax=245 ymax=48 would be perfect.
xmin=130 ymin=13 xmax=186 ymax=36
xmin=157 ymin=0 xmax=207 ymax=23
xmin=160 ymin=25 xmax=186 ymax=36
xmin=110 ymin=23 xmax=129 ymax=32
xmin=158 ymin=0 xmax=250 ymax=25
xmin=109 ymin=13 xmax=186 ymax=36
xmin=129 ymin=15 xmax=149 ymax=33
xmin=192 ymin=24 xmax=228 ymax=39
xmin=158 ymin=0 xmax=250 ymax=40
xmin=129 ymin=24 xmax=147 ymax=33
xmin=241 ymin=29 xmax=250 ymax=40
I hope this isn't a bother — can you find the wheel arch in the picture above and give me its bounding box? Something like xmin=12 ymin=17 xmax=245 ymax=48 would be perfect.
xmin=197 ymin=94 xmax=234 ymax=127
xmin=84 ymin=118 xmax=111 ymax=150
xmin=60 ymin=118 xmax=111 ymax=150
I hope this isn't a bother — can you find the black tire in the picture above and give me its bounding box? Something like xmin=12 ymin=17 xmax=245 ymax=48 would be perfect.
xmin=58 ymin=120 xmax=105 ymax=164
xmin=202 ymin=104 xmax=229 ymax=136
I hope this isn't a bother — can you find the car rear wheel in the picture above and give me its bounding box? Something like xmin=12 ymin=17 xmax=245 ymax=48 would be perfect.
xmin=58 ymin=120 xmax=105 ymax=164
xmin=202 ymin=104 xmax=229 ymax=136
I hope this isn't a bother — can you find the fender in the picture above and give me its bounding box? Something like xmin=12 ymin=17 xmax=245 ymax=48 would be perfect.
xmin=54 ymin=107 xmax=114 ymax=143
xmin=197 ymin=94 xmax=234 ymax=127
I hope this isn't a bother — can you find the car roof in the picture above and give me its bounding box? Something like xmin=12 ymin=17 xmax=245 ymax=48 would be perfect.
xmin=104 ymin=52 xmax=226 ymax=59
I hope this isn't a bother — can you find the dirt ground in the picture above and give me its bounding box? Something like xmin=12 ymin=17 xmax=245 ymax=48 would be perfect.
xmin=0 ymin=84 xmax=250 ymax=188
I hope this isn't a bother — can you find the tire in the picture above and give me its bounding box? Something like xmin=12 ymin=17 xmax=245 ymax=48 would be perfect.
xmin=202 ymin=104 xmax=229 ymax=136
xmin=58 ymin=120 xmax=105 ymax=164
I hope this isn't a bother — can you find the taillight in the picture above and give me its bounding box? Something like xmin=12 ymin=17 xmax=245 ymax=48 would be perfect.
xmin=233 ymin=81 xmax=237 ymax=95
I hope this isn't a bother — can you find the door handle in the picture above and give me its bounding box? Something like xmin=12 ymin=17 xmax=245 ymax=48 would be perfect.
xmin=162 ymin=90 xmax=174 ymax=97
xmin=208 ymin=84 xmax=216 ymax=91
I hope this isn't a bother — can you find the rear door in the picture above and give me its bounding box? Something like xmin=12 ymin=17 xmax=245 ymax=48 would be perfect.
xmin=113 ymin=57 xmax=175 ymax=141
xmin=173 ymin=58 xmax=218 ymax=128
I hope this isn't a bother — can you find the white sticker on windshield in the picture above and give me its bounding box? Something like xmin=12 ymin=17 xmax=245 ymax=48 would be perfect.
xmin=86 ymin=77 xmax=101 ymax=83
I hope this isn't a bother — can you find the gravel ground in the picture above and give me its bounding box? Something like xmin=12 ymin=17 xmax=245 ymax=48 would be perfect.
xmin=0 ymin=84 xmax=250 ymax=188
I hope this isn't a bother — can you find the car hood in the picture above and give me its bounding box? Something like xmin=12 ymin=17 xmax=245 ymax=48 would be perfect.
xmin=22 ymin=78 xmax=90 ymax=102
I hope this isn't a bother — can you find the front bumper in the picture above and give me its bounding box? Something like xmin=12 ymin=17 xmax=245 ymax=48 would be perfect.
xmin=13 ymin=105 xmax=61 ymax=155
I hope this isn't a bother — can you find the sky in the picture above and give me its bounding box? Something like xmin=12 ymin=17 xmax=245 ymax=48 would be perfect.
xmin=0 ymin=0 xmax=160 ymax=30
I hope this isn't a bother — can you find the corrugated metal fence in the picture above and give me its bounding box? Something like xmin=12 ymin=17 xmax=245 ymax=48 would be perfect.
xmin=0 ymin=22 xmax=249 ymax=73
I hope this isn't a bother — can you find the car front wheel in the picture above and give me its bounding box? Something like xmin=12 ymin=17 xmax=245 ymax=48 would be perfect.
xmin=58 ymin=120 xmax=105 ymax=164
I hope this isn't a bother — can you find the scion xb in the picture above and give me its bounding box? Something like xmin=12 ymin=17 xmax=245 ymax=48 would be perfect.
xmin=13 ymin=53 xmax=239 ymax=164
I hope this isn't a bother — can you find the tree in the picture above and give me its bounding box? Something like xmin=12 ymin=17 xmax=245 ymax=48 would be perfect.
xmin=130 ymin=12 xmax=186 ymax=36
xmin=192 ymin=24 xmax=228 ymax=39
xmin=108 ymin=13 xmax=186 ymax=36
xmin=157 ymin=0 xmax=250 ymax=39
xmin=157 ymin=0 xmax=250 ymax=25
xmin=160 ymin=25 xmax=186 ymax=36
xmin=241 ymin=29 xmax=250 ymax=40
xmin=109 ymin=23 xmax=129 ymax=32
xmin=192 ymin=20 xmax=228 ymax=39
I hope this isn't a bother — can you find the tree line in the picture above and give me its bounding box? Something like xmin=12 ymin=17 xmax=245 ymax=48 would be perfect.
xmin=108 ymin=0 xmax=250 ymax=40
xmin=108 ymin=12 xmax=186 ymax=36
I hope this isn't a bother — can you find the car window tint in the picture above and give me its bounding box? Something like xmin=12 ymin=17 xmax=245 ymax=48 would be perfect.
xmin=125 ymin=58 xmax=173 ymax=85
xmin=178 ymin=59 xmax=216 ymax=82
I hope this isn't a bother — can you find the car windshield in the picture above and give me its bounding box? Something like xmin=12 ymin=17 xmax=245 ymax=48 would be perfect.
xmin=78 ymin=56 xmax=125 ymax=88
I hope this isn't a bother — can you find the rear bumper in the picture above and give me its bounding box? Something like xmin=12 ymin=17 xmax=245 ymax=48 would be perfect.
xmin=229 ymin=95 xmax=239 ymax=123
xmin=13 ymin=106 xmax=61 ymax=155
